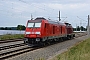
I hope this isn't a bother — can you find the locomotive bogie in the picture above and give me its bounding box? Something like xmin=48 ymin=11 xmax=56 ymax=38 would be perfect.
xmin=24 ymin=38 xmax=42 ymax=44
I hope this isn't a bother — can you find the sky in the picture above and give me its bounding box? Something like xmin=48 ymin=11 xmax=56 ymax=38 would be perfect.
xmin=0 ymin=0 xmax=90 ymax=27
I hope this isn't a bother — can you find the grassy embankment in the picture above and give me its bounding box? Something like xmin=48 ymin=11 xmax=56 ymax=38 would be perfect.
xmin=51 ymin=37 xmax=90 ymax=60
xmin=0 ymin=34 xmax=24 ymax=40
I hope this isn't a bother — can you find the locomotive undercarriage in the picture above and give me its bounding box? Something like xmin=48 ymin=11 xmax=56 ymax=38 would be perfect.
xmin=24 ymin=34 xmax=75 ymax=46
xmin=24 ymin=38 xmax=42 ymax=45
xmin=67 ymin=34 xmax=75 ymax=40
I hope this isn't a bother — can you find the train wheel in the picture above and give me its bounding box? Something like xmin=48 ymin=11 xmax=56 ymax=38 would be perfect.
xmin=40 ymin=42 xmax=46 ymax=47
xmin=67 ymin=37 xmax=70 ymax=40
xmin=47 ymin=41 xmax=51 ymax=45
xmin=67 ymin=35 xmax=71 ymax=40
xmin=24 ymin=41 xmax=27 ymax=44
xmin=43 ymin=43 xmax=46 ymax=46
xmin=24 ymin=41 xmax=25 ymax=44
xmin=60 ymin=38 xmax=63 ymax=42
xmin=71 ymin=35 xmax=74 ymax=39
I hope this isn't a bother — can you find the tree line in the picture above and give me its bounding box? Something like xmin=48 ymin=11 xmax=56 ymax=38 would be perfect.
xmin=73 ymin=26 xmax=87 ymax=31
xmin=0 ymin=25 xmax=26 ymax=30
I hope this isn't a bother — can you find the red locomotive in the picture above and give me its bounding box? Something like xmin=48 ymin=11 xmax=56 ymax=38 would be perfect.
xmin=24 ymin=17 xmax=75 ymax=46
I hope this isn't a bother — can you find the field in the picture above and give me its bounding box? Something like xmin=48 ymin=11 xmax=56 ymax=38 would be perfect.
xmin=0 ymin=34 xmax=24 ymax=40
xmin=51 ymin=37 xmax=90 ymax=60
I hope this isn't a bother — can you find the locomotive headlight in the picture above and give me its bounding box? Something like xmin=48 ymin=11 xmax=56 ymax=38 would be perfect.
xmin=36 ymin=38 xmax=40 ymax=41
xmin=35 ymin=32 xmax=40 ymax=34
xmin=26 ymin=32 xmax=30 ymax=34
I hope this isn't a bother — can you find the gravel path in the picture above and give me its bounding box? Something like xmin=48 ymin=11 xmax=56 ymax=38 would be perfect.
xmin=6 ymin=35 xmax=89 ymax=60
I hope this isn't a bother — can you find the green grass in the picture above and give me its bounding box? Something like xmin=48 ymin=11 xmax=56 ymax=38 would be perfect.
xmin=52 ymin=38 xmax=90 ymax=60
xmin=0 ymin=34 xmax=24 ymax=40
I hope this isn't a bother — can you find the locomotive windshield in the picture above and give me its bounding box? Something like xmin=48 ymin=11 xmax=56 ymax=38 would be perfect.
xmin=27 ymin=22 xmax=41 ymax=28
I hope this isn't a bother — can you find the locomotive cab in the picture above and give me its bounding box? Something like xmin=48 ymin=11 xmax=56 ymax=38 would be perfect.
xmin=24 ymin=18 xmax=43 ymax=45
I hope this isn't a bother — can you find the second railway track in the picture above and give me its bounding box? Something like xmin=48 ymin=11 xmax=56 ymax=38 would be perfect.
xmin=0 ymin=43 xmax=25 ymax=51
xmin=0 ymin=39 xmax=23 ymax=44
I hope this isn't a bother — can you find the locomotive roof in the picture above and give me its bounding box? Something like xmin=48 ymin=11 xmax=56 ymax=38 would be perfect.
xmin=65 ymin=23 xmax=71 ymax=25
xmin=47 ymin=20 xmax=66 ymax=26
xmin=28 ymin=17 xmax=66 ymax=26
xmin=35 ymin=17 xmax=46 ymax=20
xmin=28 ymin=17 xmax=46 ymax=22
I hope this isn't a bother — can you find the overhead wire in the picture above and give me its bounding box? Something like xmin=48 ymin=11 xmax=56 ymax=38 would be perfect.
xmin=18 ymin=0 xmax=58 ymax=19
xmin=0 ymin=0 xmax=64 ymax=20
xmin=2 ymin=0 xmax=87 ymax=21
xmin=0 ymin=0 xmax=31 ymax=19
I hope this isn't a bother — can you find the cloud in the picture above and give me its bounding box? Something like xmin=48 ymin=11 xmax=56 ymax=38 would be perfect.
xmin=20 ymin=0 xmax=90 ymax=4
xmin=47 ymin=3 xmax=90 ymax=10
xmin=0 ymin=0 xmax=90 ymax=27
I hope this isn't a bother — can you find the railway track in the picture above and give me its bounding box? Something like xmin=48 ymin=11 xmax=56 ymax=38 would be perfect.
xmin=0 ymin=45 xmax=39 ymax=60
xmin=0 ymin=39 xmax=23 ymax=44
xmin=0 ymin=32 xmax=87 ymax=60
xmin=0 ymin=43 xmax=25 ymax=51
xmin=75 ymin=32 xmax=87 ymax=38
xmin=0 ymin=39 xmax=40 ymax=60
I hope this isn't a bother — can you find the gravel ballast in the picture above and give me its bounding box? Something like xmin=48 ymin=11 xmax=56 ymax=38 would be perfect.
xmin=6 ymin=35 xmax=89 ymax=60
